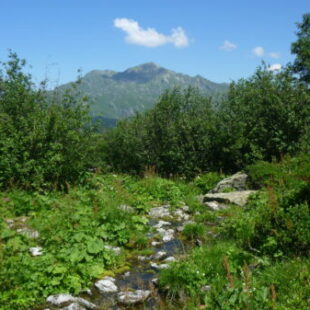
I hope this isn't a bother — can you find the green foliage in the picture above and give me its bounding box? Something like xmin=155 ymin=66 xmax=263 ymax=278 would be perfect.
xmin=0 ymin=174 xmax=156 ymax=310
xmin=215 ymin=67 xmax=310 ymax=170
xmin=291 ymin=13 xmax=310 ymax=84
xmin=102 ymin=87 xmax=217 ymax=178
xmin=220 ymin=155 xmax=310 ymax=256
xmin=182 ymin=222 xmax=206 ymax=240
xmin=193 ymin=172 xmax=224 ymax=193
xmin=0 ymin=52 xmax=95 ymax=189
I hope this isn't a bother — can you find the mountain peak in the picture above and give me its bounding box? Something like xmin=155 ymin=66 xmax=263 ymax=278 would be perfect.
xmin=113 ymin=62 xmax=167 ymax=83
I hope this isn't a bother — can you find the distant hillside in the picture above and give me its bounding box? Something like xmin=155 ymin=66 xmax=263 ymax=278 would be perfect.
xmin=56 ymin=62 xmax=229 ymax=119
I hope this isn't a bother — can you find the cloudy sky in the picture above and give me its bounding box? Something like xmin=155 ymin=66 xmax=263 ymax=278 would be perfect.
xmin=0 ymin=0 xmax=308 ymax=86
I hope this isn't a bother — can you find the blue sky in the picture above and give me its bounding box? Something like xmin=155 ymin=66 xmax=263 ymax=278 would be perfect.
xmin=0 ymin=0 xmax=309 ymax=86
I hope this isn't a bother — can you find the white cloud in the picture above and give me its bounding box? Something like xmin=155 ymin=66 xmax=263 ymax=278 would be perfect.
xmin=220 ymin=40 xmax=237 ymax=51
xmin=267 ymin=63 xmax=282 ymax=71
xmin=114 ymin=18 xmax=189 ymax=48
xmin=252 ymin=46 xmax=264 ymax=57
xmin=269 ymin=52 xmax=280 ymax=59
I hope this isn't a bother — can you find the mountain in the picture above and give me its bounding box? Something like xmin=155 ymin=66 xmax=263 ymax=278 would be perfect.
xmin=56 ymin=62 xmax=229 ymax=119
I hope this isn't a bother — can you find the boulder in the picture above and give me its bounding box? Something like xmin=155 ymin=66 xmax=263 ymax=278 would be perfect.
xmin=61 ymin=303 xmax=86 ymax=310
xmin=117 ymin=290 xmax=150 ymax=305
xmin=210 ymin=172 xmax=248 ymax=193
xmin=204 ymin=190 xmax=256 ymax=207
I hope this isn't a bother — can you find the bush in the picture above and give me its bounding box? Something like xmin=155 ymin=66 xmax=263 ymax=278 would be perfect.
xmin=0 ymin=52 xmax=95 ymax=190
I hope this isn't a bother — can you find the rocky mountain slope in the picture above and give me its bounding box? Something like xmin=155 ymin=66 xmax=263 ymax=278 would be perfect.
xmin=56 ymin=62 xmax=228 ymax=119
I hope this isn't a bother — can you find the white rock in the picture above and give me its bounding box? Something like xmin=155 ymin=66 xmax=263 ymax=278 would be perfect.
xmin=154 ymin=220 xmax=171 ymax=228
xmin=95 ymin=277 xmax=118 ymax=293
xmin=16 ymin=227 xmax=39 ymax=239
xmin=151 ymin=241 xmax=162 ymax=246
xmin=149 ymin=206 xmax=171 ymax=218
xmin=205 ymin=201 xmax=221 ymax=211
xmin=47 ymin=294 xmax=75 ymax=306
xmin=47 ymin=294 xmax=96 ymax=309
xmin=104 ymin=245 xmax=121 ymax=256
xmin=29 ymin=247 xmax=43 ymax=256
xmin=138 ymin=256 xmax=151 ymax=262
xmin=201 ymin=285 xmax=211 ymax=292
xmin=180 ymin=205 xmax=190 ymax=212
xmin=150 ymin=262 xmax=169 ymax=270
xmin=117 ymin=290 xmax=150 ymax=305
xmin=75 ymin=298 xmax=97 ymax=309
xmin=152 ymin=251 xmax=167 ymax=260
xmin=124 ymin=272 xmax=130 ymax=277
xmin=163 ymin=256 xmax=176 ymax=263
xmin=119 ymin=204 xmax=134 ymax=213
xmin=61 ymin=303 xmax=85 ymax=310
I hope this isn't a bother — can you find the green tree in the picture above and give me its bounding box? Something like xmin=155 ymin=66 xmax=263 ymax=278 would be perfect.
xmin=0 ymin=52 xmax=94 ymax=189
xmin=216 ymin=65 xmax=310 ymax=170
xmin=291 ymin=13 xmax=310 ymax=84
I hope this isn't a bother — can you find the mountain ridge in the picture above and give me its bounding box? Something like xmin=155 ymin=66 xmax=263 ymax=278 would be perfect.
xmin=56 ymin=63 xmax=229 ymax=119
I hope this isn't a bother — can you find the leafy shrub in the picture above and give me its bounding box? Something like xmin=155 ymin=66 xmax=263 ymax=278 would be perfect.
xmin=0 ymin=52 xmax=95 ymax=190
xmin=193 ymin=172 xmax=224 ymax=193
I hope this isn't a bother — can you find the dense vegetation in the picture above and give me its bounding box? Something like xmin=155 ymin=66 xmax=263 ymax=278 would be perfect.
xmin=0 ymin=13 xmax=309 ymax=310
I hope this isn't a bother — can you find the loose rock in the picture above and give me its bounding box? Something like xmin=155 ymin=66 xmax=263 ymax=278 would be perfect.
xmin=104 ymin=245 xmax=121 ymax=256
xmin=149 ymin=206 xmax=171 ymax=218
xmin=29 ymin=247 xmax=43 ymax=256
xmin=95 ymin=277 xmax=118 ymax=293
xmin=117 ymin=290 xmax=150 ymax=305
xmin=203 ymin=190 xmax=256 ymax=207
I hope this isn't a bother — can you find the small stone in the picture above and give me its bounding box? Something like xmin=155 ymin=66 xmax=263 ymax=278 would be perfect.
xmin=152 ymin=251 xmax=167 ymax=260
xmin=61 ymin=303 xmax=86 ymax=310
xmin=151 ymin=278 xmax=159 ymax=286
xmin=201 ymin=285 xmax=211 ymax=292
xmin=150 ymin=262 xmax=169 ymax=270
xmin=29 ymin=247 xmax=43 ymax=256
xmin=163 ymin=256 xmax=176 ymax=263
xmin=104 ymin=245 xmax=121 ymax=256
xmin=5 ymin=219 xmax=14 ymax=228
xmin=117 ymin=290 xmax=150 ymax=305
xmin=81 ymin=289 xmax=92 ymax=296
xmin=205 ymin=201 xmax=221 ymax=211
xmin=138 ymin=256 xmax=151 ymax=262
xmin=95 ymin=277 xmax=118 ymax=293
xmin=151 ymin=241 xmax=162 ymax=246
xmin=16 ymin=227 xmax=39 ymax=239
xmin=75 ymin=298 xmax=97 ymax=309
xmin=124 ymin=272 xmax=130 ymax=277
xmin=119 ymin=204 xmax=134 ymax=213
xmin=149 ymin=206 xmax=171 ymax=218
xmin=180 ymin=205 xmax=190 ymax=212
xmin=154 ymin=220 xmax=171 ymax=228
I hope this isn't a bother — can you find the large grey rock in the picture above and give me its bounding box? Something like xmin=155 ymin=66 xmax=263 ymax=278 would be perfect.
xmin=210 ymin=172 xmax=248 ymax=193
xmin=204 ymin=191 xmax=256 ymax=207
xmin=117 ymin=290 xmax=150 ymax=305
xmin=95 ymin=276 xmax=118 ymax=293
